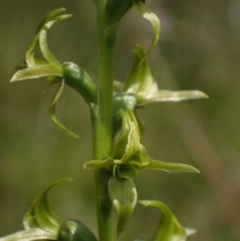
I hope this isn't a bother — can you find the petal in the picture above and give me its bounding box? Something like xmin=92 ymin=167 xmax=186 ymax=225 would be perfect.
xmin=120 ymin=122 xmax=149 ymax=167
xmin=48 ymin=80 xmax=80 ymax=138
xmin=145 ymin=159 xmax=200 ymax=173
xmin=83 ymin=157 xmax=114 ymax=171
xmin=108 ymin=176 xmax=137 ymax=236
xmin=112 ymin=110 xmax=134 ymax=159
xmin=10 ymin=64 xmax=63 ymax=82
xmin=138 ymin=90 xmax=209 ymax=106
xmin=0 ymin=228 xmax=57 ymax=241
xmin=133 ymin=0 xmax=160 ymax=59
xmin=138 ymin=200 xmax=196 ymax=241
xmin=26 ymin=8 xmax=68 ymax=66
xmin=39 ymin=14 xmax=72 ymax=65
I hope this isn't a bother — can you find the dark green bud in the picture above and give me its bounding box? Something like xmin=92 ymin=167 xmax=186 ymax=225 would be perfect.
xmin=106 ymin=0 xmax=133 ymax=27
xmin=63 ymin=62 xmax=97 ymax=105
xmin=115 ymin=164 xmax=138 ymax=179
xmin=58 ymin=220 xmax=98 ymax=241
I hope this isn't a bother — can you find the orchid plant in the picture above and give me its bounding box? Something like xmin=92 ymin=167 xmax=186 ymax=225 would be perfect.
xmin=1 ymin=1 xmax=207 ymax=241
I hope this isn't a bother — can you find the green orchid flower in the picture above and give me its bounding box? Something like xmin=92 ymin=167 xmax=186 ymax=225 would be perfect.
xmin=0 ymin=178 xmax=97 ymax=241
xmin=84 ymin=110 xmax=199 ymax=236
xmin=117 ymin=44 xmax=208 ymax=107
xmin=10 ymin=8 xmax=97 ymax=138
xmin=133 ymin=200 xmax=196 ymax=241
xmin=0 ymin=179 xmax=70 ymax=241
xmin=84 ymin=109 xmax=199 ymax=177
xmin=112 ymin=44 xmax=207 ymax=135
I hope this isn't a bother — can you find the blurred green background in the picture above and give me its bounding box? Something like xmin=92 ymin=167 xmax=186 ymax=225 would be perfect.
xmin=1 ymin=0 xmax=240 ymax=241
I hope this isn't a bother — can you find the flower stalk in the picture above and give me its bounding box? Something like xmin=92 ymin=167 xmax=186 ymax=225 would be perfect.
xmin=93 ymin=1 xmax=116 ymax=241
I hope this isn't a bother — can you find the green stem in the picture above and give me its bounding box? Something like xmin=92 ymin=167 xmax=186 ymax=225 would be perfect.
xmin=92 ymin=1 xmax=116 ymax=241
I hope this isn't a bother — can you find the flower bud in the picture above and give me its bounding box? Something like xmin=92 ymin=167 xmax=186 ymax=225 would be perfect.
xmin=58 ymin=220 xmax=98 ymax=241
xmin=63 ymin=62 xmax=97 ymax=105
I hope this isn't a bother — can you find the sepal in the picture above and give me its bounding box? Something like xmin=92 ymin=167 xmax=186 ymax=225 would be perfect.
xmin=84 ymin=157 xmax=114 ymax=171
xmin=10 ymin=64 xmax=62 ymax=82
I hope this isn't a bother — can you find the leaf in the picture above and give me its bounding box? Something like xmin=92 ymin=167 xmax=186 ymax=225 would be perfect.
xmin=48 ymin=80 xmax=80 ymax=138
xmin=0 ymin=228 xmax=57 ymax=241
xmin=108 ymin=176 xmax=137 ymax=236
xmin=10 ymin=64 xmax=63 ymax=82
xmin=145 ymin=159 xmax=200 ymax=173
xmin=138 ymin=200 xmax=196 ymax=241
xmin=23 ymin=178 xmax=72 ymax=233
xmin=132 ymin=0 xmax=160 ymax=59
